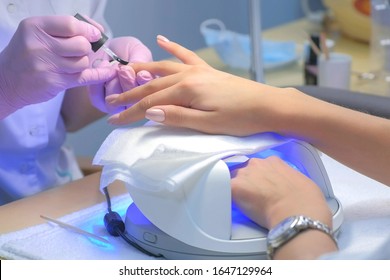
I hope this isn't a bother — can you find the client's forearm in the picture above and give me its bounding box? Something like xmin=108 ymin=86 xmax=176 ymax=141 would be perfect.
xmin=276 ymin=89 xmax=390 ymax=186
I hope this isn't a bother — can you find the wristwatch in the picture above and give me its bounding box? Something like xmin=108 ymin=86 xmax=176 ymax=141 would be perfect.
xmin=266 ymin=215 xmax=336 ymax=259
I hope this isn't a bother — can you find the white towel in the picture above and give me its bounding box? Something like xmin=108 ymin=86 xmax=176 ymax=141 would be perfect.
xmin=320 ymin=155 xmax=390 ymax=259
xmin=0 ymin=194 xmax=158 ymax=260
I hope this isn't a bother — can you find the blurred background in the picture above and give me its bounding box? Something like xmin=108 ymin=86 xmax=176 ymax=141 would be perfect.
xmin=104 ymin=0 xmax=325 ymax=60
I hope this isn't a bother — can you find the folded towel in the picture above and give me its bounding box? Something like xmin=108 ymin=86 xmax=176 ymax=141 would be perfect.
xmin=0 ymin=194 xmax=158 ymax=260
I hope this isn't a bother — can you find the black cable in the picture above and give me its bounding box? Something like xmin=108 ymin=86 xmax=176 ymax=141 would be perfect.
xmin=115 ymin=227 xmax=162 ymax=258
xmin=102 ymin=186 xmax=162 ymax=258
xmin=103 ymin=187 xmax=112 ymax=213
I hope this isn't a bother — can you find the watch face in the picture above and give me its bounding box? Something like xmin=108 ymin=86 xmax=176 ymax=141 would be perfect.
xmin=268 ymin=216 xmax=296 ymax=240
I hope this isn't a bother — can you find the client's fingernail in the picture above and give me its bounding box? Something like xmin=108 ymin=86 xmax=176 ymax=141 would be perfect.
xmin=107 ymin=113 xmax=120 ymax=125
xmin=145 ymin=108 xmax=165 ymax=122
xmin=105 ymin=94 xmax=120 ymax=105
xmin=157 ymin=35 xmax=170 ymax=43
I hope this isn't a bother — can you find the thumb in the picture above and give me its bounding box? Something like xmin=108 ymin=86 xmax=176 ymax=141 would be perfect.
xmin=118 ymin=66 xmax=137 ymax=90
xmin=136 ymin=70 xmax=154 ymax=85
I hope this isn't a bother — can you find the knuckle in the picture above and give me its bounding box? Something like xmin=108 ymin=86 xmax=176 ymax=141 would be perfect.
xmin=177 ymin=66 xmax=209 ymax=89
xmin=170 ymin=106 xmax=186 ymax=126
xmin=247 ymin=158 xmax=266 ymax=169
xmin=267 ymin=155 xmax=283 ymax=163
xmin=137 ymin=96 xmax=153 ymax=111
xmin=157 ymin=60 xmax=172 ymax=69
xmin=67 ymin=18 xmax=81 ymax=35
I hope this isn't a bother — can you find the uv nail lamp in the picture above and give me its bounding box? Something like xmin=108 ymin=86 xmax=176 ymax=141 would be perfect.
xmin=124 ymin=139 xmax=343 ymax=259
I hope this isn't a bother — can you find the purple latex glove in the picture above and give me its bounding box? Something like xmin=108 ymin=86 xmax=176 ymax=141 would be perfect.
xmin=0 ymin=15 xmax=116 ymax=117
xmin=88 ymin=36 xmax=154 ymax=113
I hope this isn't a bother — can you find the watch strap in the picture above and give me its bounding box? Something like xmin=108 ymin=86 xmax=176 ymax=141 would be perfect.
xmin=267 ymin=215 xmax=337 ymax=260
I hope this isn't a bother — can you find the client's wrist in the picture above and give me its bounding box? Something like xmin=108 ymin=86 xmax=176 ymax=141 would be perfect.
xmin=267 ymin=215 xmax=337 ymax=260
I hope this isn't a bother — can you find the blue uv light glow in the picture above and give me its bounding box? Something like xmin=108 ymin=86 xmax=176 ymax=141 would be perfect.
xmin=231 ymin=202 xmax=253 ymax=224
xmin=130 ymin=205 xmax=153 ymax=226
xmin=80 ymin=216 xmax=114 ymax=249
xmin=248 ymin=149 xmax=309 ymax=176
xmin=87 ymin=237 xmax=113 ymax=248
xmin=226 ymin=149 xmax=306 ymax=175
xmin=79 ymin=207 xmax=128 ymax=250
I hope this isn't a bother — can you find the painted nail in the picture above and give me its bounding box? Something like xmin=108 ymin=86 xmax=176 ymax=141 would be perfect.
xmin=145 ymin=108 xmax=165 ymax=122
xmin=107 ymin=113 xmax=120 ymax=125
xmin=105 ymin=94 xmax=120 ymax=105
xmin=157 ymin=35 xmax=170 ymax=43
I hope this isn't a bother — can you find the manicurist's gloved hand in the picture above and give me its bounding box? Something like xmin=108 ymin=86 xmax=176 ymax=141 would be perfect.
xmin=0 ymin=15 xmax=117 ymax=118
xmin=88 ymin=36 xmax=154 ymax=114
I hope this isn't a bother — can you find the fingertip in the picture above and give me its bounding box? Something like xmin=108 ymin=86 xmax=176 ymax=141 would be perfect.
xmin=89 ymin=25 xmax=102 ymax=42
xmin=118 ymin=66 xmax=137 ymax=90
xmin=98 ymin=66 xmax=117 ymax=80
xmin=105 ymin=94 xmax=121 ymax=105
xmin=136 ymin=70 xmax=154 ymax=85
xmin=157 ymin=35 xmax=170 ymax=43
xmin=76 ymin=20 xmax=101 ymax=42
xmin=118 ymin=65 xmax=136 ymax=79
xmin=107 ymin=113 xmax=121 ymax=125
xmin=74 ymin=13 xmax=103 ymax=42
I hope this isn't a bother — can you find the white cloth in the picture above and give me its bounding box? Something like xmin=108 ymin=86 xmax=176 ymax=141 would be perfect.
xmin=319 ymin=155 xmax=390 ymax=260
xmin=0 ymin=0 xmax=108 ymax=205
xmin=0 ymin=194 xmax=158 ymax=260
xmin=0 ymin=154 xmax=389 ymax=259
xmin=93 ymin=123 xmax=289 ymax=193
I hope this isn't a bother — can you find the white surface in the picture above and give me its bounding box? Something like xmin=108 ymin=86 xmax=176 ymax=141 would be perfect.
xmin=0 ymin=154 xmax=389 ymax=260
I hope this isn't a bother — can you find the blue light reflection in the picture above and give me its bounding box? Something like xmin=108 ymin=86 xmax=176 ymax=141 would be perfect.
xmin=79 ymin=207 xmax=128 ymax=250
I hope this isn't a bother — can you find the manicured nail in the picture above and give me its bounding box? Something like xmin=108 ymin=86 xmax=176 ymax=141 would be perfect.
xmin=145 ymin=108 xmax=165 ymax=122
xmin=105 ymin=94 xmax=120 ymax=105
xmin=107 ymin=113 xmax=120 ymax=125
xmin=157 ymin=35 xmax=170 ymax=43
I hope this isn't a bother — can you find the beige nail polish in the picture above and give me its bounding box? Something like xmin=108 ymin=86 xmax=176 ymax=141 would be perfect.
xmin=146 ymin=108 xmax=165 ymax=122
xmin=107 ymin=114 xmax=119 ymax=125
xmin=157 ymin=35 xmax=170 ymax=43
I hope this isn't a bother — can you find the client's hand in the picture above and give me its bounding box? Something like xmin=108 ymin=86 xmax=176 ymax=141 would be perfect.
xmin=230 ymin=156 xmax=337 ymax=259
xmin=230 ymin=156 xmax=332 ymax=230
xmin=105 ymin=35 xmax=291 ymax=136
